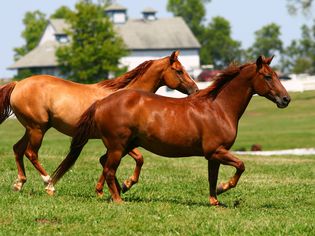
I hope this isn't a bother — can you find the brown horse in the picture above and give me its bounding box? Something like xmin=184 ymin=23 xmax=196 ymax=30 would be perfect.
xmin=49 ymin=55 xmax=290 ymax=206
xmin=0 ymin=50 xmax=198 ymax=193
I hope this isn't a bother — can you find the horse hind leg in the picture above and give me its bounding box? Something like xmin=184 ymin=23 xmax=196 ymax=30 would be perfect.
xmin=122 ymin=148 xmax=144 ymax=193
xmin=24 ymin=128 xmax=52 ymax=189
xmin=12 ymin=132 xmax=29 ymax=191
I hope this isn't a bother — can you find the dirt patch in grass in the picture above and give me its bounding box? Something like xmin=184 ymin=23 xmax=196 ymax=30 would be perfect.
xmin=35 ymin=217 xmax=60 ymax=225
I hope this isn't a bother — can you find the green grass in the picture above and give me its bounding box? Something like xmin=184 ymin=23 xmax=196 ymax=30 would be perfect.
xmin=234 ymin=90 xmax=315 ymax=150
xmin=0 ymin=91 xmax=314 ymax=235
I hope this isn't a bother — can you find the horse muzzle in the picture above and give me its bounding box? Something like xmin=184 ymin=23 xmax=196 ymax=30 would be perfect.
xmin=275 ymin=95 xmax=291 ymax=108
xmin=189 ymin=86 xmax=199 ymax=94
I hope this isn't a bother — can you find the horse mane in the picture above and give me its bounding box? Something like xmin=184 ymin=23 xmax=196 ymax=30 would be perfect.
xmin=194 ymin=62 xmax=252 ymax=99
xmin=98 ymin=60 xmax=154 ymax=90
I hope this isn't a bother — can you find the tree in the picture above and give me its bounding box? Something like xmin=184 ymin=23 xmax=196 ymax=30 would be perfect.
xmin=13 ymin=10 xmax=47 ymax=61
xmin=287 ymin=0 xmax=313 ymax=15
xmin=167 ymin=0 xmax=242 ymax=67
xmin=13 ymin=6 xmax=73 ymax=62
xmin=247 ymin=23 xmax=283 ymax=61
xmin=280 ymin=24 xmax=315 ymax=74
xmin=50 ymin=6 xmax=74 ymax=19
xmin=56 ymin=1 xmax=128 ymax=83
xmin=97 ymin=0 xmax=113 ymax=7
xmin=167 ymin=0 xmax=210 ymax=37
xmin=201 ymin=16 xmax=243 ymax=68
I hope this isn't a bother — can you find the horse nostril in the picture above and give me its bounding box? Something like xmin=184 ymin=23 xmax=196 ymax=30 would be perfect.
xmin=190 ymin=87 xmax=199 ymax=94
xmin=283 ymin=96 xmax=291 ymax=104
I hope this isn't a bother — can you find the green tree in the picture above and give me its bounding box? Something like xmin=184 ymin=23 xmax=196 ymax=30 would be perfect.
xmin=13 ymin=10 xmax=47 ymax=61
xmin=56 ymin=1 xmax=127 ymax=83
xmin=287 ymin=0 xmax=313 ymax=15
xmin=247 ymin=23 xmax=283 ymax=60
xmin=97 ymin=0 xmax=113 ymax=7
xmin=201 ymin=16 xmax=243 ymax=68
xmin=167 ymin=0 xmax=210 ymax=37
xmin=50 ymin=6 xmax=74 ymax=19
xmin=167 ymin=0 xmax=242 ymax=67
xmin=280 ymin=24 xmax=315 ymax=74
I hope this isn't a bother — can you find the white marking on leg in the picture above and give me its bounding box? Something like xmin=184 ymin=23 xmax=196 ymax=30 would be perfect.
xmin=41 ymin=175 xmax=51 ymax=185
xmin=12 ymin=177 xmax=25 ymax=191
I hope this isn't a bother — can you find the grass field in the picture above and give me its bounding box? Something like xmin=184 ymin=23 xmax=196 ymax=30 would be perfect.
xmin=0 ymin=91 xmax=314 ymax=235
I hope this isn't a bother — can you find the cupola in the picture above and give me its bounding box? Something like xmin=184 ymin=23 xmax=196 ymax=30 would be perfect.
xmin=105 ymin=4 xmax=127 ymax=24
xmin=142 ymin=7 xmax=157 ymax=21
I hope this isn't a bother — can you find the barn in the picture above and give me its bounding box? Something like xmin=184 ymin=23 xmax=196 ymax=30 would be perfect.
xmin=9 ymin=4 xmax=201 ymax=78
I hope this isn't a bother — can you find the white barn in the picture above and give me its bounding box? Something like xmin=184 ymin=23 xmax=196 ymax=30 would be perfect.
xmin=9 ymin=4 xmax=201 ymax=78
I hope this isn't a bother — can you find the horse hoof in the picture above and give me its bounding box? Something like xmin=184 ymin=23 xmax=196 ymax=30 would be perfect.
xmin=96 ymin=190 xmax=104 ymax=198
xmin=121 ymin=182 xmax=130 ymax=193
xmin=45 ymin=183 xmax=55 ymax=196
xmin=12 ymin=179 xmax=24 ymax=192
xmin=211 ymin=202 xmax=220 ymax=207
xmin=112 ymin=198 xmax=124 ymax=204
xmin=46 ymin=189 xmax=55 ymax=196
xmin=12 ymin=183 xmax=22 ymax=192
xmin=209 ymin=197 xmax=220 ymax=206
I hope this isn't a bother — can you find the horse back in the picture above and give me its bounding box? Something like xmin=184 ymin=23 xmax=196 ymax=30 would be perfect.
xmin=94 ymin=90 xmax=205 ymax=155
xmin=10 ymin=75 xmax=111 ymax=134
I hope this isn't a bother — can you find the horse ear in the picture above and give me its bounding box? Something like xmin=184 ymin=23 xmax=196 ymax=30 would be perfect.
xmin=265 ymin=55 xmax=274 ymax=65
xmin=256 ymin=55 xmax=264 ymax=70
xmin=170 ymin=50 xmax=180 ymax=64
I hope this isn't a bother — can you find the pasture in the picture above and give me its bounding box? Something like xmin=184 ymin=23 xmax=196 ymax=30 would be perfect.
xmin=0 ymin=91 xmax=314 ymax=235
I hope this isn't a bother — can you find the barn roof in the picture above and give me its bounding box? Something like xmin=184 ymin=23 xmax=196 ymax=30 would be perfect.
xmin=50 ymin=19 xmax=69 ymax=35
xmin=116 ymin=17 xmax=200 ymax=50
xmin=142 ymin=7 xmax=157 ymax=13
xmin=38 ymin=17 xmax=201 ymax=50
xmin=9 ymin=15 xmax=200 ymax=69
xmin=105 ymin=4 xmax=127 ymax=11
xmin=8 ymin=41 xmax=59 ymax=69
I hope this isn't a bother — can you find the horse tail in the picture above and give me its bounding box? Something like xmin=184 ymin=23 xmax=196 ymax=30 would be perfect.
xmin=50 ymin=101 xmax=99 ymax=185
xmin=0 ymin=82 xmax=16 ymax=124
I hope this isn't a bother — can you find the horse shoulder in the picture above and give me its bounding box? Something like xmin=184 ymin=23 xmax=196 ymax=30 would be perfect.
xmin=190 ymin=102 xmax=237 ymax=154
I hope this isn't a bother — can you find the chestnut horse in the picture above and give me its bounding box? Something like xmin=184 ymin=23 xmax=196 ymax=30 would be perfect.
xmin=0 ymin=51 xmax=198 ymax=193
xmin=49 ymin=56 xmax=291 ymax=206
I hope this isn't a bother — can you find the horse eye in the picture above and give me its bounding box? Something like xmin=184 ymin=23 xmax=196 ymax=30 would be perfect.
xmin=264 ymin=75 xmax=272 ymax=81
xmin=176 ymin=70 xmax=183 ymax=75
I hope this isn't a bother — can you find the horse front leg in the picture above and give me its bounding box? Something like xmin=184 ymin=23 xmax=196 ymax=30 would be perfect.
xmin=122 ymin=148 xmax=144 ymax=193
xmin=95 ymin=153 xmax=121 ymax=197
xmin=103 ymin=150 xmax=123 ymax=203
xmin=211 ymin=146 xmax=245 ymax=195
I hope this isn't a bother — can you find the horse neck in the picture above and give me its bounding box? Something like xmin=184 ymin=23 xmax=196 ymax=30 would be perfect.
xmin=125 ymin=59 xmax=165 ymax=93
xmin=214 ymin=69 xmax=254 ymax=123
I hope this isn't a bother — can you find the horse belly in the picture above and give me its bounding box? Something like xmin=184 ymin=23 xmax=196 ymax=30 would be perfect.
xmin=139 ymin=137 xmax=203 ymax=157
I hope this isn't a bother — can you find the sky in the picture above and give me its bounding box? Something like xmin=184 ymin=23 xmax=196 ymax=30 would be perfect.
xmin=0 ymin=0 xmax=314 ymax=78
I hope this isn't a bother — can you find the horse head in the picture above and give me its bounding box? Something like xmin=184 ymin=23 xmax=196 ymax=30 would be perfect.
xmin=252 ymin=55 xmax=291 ymax=108
xmin=162 ymin=50 xmax=199 ymax=95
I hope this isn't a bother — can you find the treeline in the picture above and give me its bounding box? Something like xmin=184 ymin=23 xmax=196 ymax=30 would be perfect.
xmin=168 ymin=0 xmax=315 ymax=74
xmin=13 ymin=0 xmax=315 ymax=82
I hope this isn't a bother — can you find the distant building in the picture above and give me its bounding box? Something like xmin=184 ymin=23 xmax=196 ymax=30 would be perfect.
xmin=9 ymin=4 xmax=201 ymax=78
